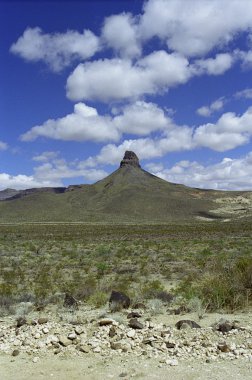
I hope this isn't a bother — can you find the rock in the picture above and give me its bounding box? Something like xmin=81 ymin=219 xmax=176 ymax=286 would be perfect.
xmin=175 ymin=320 xmax=201 ymax=330
xmin=34 ymin=333 xmax=41 ymax=339
xmin=166 ymin=359 xmax=179 ymax=366
xmin=109 ymin=290 xmax=130 ymax=311
xmin=16 ymin=317 xmax=26 ymax=328
xmin=63 ymin=293 xmax=79 ymax=309
xmin=42 ymin=327 xmax=49 ymax=334
xmin=75 ymin=326 xmax=84 ymax=335
xmin=119 ymin=372 xmax=128 ymax=378
xmin=120 ymin=151 xmax=141 ymax=168
xmin=68 ymin=332 xmax=77 ymax=340
xmin=12 ymin=350 xmax=20 ymax=357
xmin=213 ymin=319 xmax=234 ymax=333
xmin=59 ymin=335 xmax=72 ymax=347
xmin=166 ymin=342 xmax=176 ymax=348
xmin=33 ymin=357 xmax=39 ymax=363
xmin=38 ymin=317 xmax=48 ymax=325
xmin=76 ymin=344 xmax=90 ymax=353
xmin=127 ymin=329 xmax=136 ymax=338
xmin=98 ymin=318 xmax=115 ymax=326
xmin=110 ymin=340 xmax=130 ymax=352
xmin=218 ymin=342 xmax=231 ymax=353
xmin=128 ymin=318 xmax=144 ymax=330
xmin=109 ymin=325 xmax=117 ymax=338
xmin=127 ymin=312 xmax=142 ymax=319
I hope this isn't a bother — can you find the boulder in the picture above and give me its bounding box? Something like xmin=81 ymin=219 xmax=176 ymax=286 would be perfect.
xmin=128 ymin=318 xmax=144 ymax=329
xmin=175 ymin=320 xmax=201 ymax=330
xmin=109 ymin=290 xmax=130 ymax=311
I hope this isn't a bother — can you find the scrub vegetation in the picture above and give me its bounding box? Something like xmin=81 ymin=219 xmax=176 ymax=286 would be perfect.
xmin=0 ymin=222 xmax=251 ymax=316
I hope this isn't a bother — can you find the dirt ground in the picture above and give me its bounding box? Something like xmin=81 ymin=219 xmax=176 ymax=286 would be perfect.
xmin=1 ymin=353 xmax=251 ymax=380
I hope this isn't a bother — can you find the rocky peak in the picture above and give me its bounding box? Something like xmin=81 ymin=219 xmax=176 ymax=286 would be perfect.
xmin=120 ymin=151 xmax=141 ymax=168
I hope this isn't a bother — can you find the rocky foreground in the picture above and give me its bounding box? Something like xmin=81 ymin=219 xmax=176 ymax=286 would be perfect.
xmin=1 ymin=305 xmax=252 ymax=368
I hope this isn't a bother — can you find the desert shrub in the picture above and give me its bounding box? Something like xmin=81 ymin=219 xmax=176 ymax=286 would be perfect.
xmin=147 ymin=298 xmax=165 ymax=315
xmin=176 ymin=255 xmax=252 ymax=311
xmin=141 ymin=279 xmax=165 ymax=299
xmin=88 ymin=291 xmax=107 ymax=308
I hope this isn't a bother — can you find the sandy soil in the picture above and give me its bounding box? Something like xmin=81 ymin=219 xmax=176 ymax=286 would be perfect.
xmin=1 ymin=353 xmax=251 ymax=380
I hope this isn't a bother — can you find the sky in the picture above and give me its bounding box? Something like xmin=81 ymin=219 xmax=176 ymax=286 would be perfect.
xmin=1 ymin=0 xmax=252 ymax=191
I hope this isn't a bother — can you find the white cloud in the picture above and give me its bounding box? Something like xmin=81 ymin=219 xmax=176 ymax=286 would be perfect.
xmin=194 ymin=107 xmax=252 ymax=151
xmin=139 ymin=0 xmax=252 ymax=57
xmin=10 ymin=27 xmax=100 ymax=72
xmin=0 ymin=173 xmax=61 ymax=191
xmin=235 ymin=88 xmax=252 ymax=99
xmin=66 ymin=51 xmax=190 ymax=102
xmin=192 ymin=53 xmax=234 ymax=75
xmin=21 ymin=103 xmax=120 ymax=143
xmin=0 ymin=141 xmax=8 ymax=151
xmin=148 ymin=153 xmax=252 ymax=190
xmin=21 ymin=101 xmax=173 ymax=142
xmin=0 ymin=154 xmax=108 ymax=191
xmin=102 ymin=13 xmax=141 ymax=58
xmin=197 ymin=97 xmax=225 ymax=117
xmin=239 ymin=49 xmax=252 ymax=68
xmin=32 ymin=151 xmax=59 ymax=162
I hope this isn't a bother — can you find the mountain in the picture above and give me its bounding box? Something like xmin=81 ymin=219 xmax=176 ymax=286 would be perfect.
xmin=0 ymin=151 xmax=252 ymax=223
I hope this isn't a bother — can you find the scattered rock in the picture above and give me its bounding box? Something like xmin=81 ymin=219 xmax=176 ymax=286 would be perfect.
xmin=127 ymin=312 xmax=142 ymax=319
xmin=119 ymin=372 xmax=128 ymax=378
xmin=218 ymin=342 xmax=231 ymax=352
xmin=16 ymin=317 xmax=26 ymax=328
xmin=38 ymin=317 xmax=48 ymax=325
xmin=109 ymin=325 xmax=117 ymax=338
xmin=12 ymin=349 xmax=20 ymax=357
xmin=175 ymin=320 xmax=201 ymax=330
xmin=59 ymin=335 xmax=72 ymax=347
xmin=75 ymin=326 xmax=84 ymax=335
xmin=166 ymin=359 xmax=179 ymax=366
xmin=213 ymin=319 xmax=235 ymax=333
xmin=128 ymin=318 xmax=144 ymax=330
xmin=109 ymin=290 xmax=130 ymax=311
xmin=68 ymin=332 xmax=77 ymax=340
xmin=76 ymin=344 xmax=90 ymax=353
xmin=98 ymin=318 xmax=115 ymax=326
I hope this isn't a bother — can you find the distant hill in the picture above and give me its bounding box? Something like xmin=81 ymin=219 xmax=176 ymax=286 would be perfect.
xmin=0 ymin=151 xmax=252 ymax=223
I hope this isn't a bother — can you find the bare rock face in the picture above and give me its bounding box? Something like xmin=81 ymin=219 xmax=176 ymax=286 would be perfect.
xmin=120 ymin=151 xmax=141 ymax=168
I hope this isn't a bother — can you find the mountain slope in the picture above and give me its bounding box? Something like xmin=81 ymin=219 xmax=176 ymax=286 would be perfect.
xmin=0 ymin=151 xmax=251 ymax=223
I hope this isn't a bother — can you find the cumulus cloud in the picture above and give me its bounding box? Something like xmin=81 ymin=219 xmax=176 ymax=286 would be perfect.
xmin=192 ymin=53 xmax=234 ymax=75
xmin=0 ymin=141 xmax=8 ymax=151
xmin=21 ymin=101 xmax=173 ymax=142
xmin=197 ymin=97 xmax=225 ymax=117
xmin=139 ymin=0 xmax=252 ymax=57
xmin=235 ymin=88 xmax=252 ymax=99
xmin=148 ymin=153 xmax=252 ymax=190
xmin=10 ymin=27 xmax=100 ymax=72
xmin=21 ymin=103 xmax=120 ymax=142
xmin=0 ymin=154 xmax=108 ymax=191
xmin=102 ymin=12 xmax=141 ymax=58
xmin=0 ymin=173 xmax=61 ymax=191
xmin=194 ymin=107 xmax=252 ymax=151
xmin=32 ymin=151 xmax=59 ymax=162
xmin=66 ymin=51 xmax=190 ymax=102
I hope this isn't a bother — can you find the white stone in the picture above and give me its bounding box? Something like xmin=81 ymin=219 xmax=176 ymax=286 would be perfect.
xmin=127 ymin=330 xmax=136 ymax=338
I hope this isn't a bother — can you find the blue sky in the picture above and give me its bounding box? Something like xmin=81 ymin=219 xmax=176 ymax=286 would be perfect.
xmin=1 ymin=0 xmax=252 ymax=190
